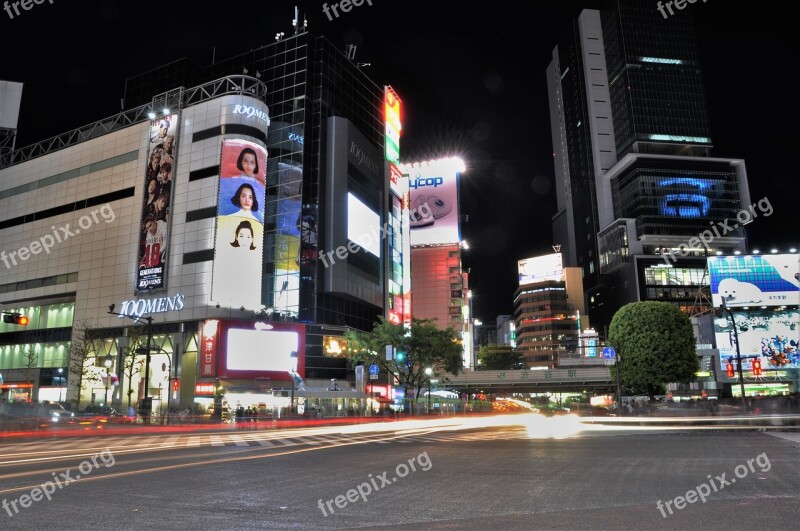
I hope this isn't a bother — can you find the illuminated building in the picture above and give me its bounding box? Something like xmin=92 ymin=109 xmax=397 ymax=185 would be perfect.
xmin=399 ymin=158 xmax=473 ymax=368
xmin=546 ymin=0 xmax=749 ymax=331
xmin=123 ymin=31 xmax=395 ymax=384
xmin=0 ymin=29 xmax=394 ymax=410
xmin=513 ymin=253 xmax=589 ymax=368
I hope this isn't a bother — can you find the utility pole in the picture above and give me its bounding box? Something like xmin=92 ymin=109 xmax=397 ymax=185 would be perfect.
xmin=720 ymin=300 xmax=747 ymax=409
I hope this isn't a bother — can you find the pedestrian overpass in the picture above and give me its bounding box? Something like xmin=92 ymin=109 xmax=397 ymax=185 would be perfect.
xmin=437 ymin=367 xmax=614 ymax=393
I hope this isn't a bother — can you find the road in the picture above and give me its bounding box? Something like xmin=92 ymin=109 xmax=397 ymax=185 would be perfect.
xmin=0 ymin=415 xmax=797 ymax=529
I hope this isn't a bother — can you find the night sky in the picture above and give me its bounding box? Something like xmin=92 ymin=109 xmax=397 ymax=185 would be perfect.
xmin=1 ymin=1 xmax=795 ymax=323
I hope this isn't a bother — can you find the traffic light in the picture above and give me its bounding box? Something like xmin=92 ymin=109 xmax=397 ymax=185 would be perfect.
xmin=752 ymin=359 xmax=762 ymax=376
xmin=726 ymin=361 xmax=735 ymax=378
xmin=2 ymin=312 xmax=28 ymax=325
xmin=395 ymin=351 xmax=406 ymax=362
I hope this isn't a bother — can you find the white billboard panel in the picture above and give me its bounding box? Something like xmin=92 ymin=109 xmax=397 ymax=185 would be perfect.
xmin=518 ymin=253 xmax=564 ymax=286
xmin=404 ymin=159 xmax=462 ymax=246
xmin=0 ymin=81 xmax=23 ymax=130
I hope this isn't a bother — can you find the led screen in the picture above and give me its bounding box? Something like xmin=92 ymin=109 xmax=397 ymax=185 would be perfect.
xmin=211 ymin=139 xmax=268 ymax=310
xmin=347 ymin=192 xmax=380 ymax=257
xmin=709 ymin=254 xmax=800 ymax=308
xmin=657 ymin=177 xmax=716 ymax=218
xmin=518 ymin=253 xmax=564 ymax=285
xmin=226 ymin=328 xmax=299 ymax=372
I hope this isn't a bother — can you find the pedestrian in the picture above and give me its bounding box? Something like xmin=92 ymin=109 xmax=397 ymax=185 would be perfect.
xmin=236 ymin=405 xmax=244 ymax=428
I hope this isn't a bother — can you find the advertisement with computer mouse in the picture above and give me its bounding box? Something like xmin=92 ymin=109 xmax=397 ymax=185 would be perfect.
xmin=406 ymin=160 xmax=462 ymax=246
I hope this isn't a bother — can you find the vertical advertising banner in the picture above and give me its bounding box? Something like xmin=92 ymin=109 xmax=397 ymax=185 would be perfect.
xmin=211 ymin=139 xmax=267 ymax=310
xmin=137 ymin=114 xmax=179 ymax=292
xmin=200 ymin=320 xmax=219 ymax=378
xmin=274 ymin=163 xmax=303 ymax=313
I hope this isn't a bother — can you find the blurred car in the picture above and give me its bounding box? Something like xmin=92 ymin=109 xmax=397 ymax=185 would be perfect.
xmin=80 ymin=405 xmax=136 ymax=424
xmin=41 ymin=401 xmax=77 ymax=425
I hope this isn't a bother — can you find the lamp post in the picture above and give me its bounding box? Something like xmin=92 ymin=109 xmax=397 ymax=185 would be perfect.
xmin=158 ymin=353 xmax=172 ymax=425
xmin=719 ymin=299 xmax=747 ymax=409
xmin=424 ymin=367 xmax=432 ymax=413
xmin=103 ymin=354 xmax=112 ymax=407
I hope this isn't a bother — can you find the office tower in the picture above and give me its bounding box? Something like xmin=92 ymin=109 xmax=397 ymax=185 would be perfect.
xmin=547 ymin=0 xmax=749 ymax=331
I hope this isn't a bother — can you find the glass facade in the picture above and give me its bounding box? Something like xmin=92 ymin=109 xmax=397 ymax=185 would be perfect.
xmin=598 ymin=220 xmax=630 ymax=273
xmin=124 ymin=33 xmax=386 ymax=338
xmin=556 ymin=20 xmax=601 ymax=287
xmin=602 ymin=0 xmax=711 ymax=156
xmin=610 ymin=160 xmax=744 ymax=239
xmin=639 ymin=260 xmax=711 ymax=314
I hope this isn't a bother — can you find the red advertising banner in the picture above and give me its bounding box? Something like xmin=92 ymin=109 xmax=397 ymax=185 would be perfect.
xmin=200 ymin=320 xmax=219 ymax=377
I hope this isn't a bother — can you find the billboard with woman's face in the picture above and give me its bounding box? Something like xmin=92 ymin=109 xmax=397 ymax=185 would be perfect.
xmin=211 ymin=139 xmax=268 ymax=310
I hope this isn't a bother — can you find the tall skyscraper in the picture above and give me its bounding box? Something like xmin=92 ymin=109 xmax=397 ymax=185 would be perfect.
xmin=547 ymin=0 xmax=749 ymax=331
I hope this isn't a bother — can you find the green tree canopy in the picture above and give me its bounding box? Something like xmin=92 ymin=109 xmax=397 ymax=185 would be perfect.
xmin=477 ymin=345 xmax=525 ymax=370
xmin=344 ymin=317 xmax=463 ymax=402
xmin=608 ymin=301 xmax=698 ymax=398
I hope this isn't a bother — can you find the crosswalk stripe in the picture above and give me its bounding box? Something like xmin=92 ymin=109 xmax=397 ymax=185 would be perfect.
xmin=160 ymin=435 xmax=182 ymax=447
xmin=135 ymin=436 xmax=162 ymax=446
xmin=256 ymin=439 xmax=275 ymax=447
xmin=185 ymin=436 xmax=203 ymax=447
xmin=209 ymin=435 xmax=226 ymax=447
xmin=228 ymin=435 xmax=250 ymax=447
xmin=275 ymin=438 xmax=299 ymax=446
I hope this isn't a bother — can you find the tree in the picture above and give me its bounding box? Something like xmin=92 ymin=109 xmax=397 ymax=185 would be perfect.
xmin=608 ymin=301 xmax=698 ymax=400
xmin=121 ymin=325 xmax=147 ymax=411
xmin=67 ymin=320 xmax=100 ymax=408
xmin=476 ymin=345 xmax=525 ymax=370
xmin=344 ymin=318 xmax=463 ymax=408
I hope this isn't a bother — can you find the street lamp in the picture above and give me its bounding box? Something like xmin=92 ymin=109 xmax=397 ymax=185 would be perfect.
xmin=103 ymin=354 xmax=113 ymax=407
xmin=425 ymin=367 xmax=433 ymax=413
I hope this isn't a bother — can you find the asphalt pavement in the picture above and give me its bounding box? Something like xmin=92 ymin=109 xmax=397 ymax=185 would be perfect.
xmin=0 ymin=416 xmax=797 ymax=529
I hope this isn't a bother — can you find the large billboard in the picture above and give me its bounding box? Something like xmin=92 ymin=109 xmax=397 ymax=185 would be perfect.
xmin=137 ymin=114 xmax=179 ymax=292
xmin=518 ymin=253 xmax=564 ymax=286
xmin=215 ymin=321 xmax=306 ymax=380
xmin=709 ymin=254 xmax=799 ymax=308
xmin=199 ymin=320 xmax=306 ymax=379
xmin=405 ymin=159 xmax=463 ymax=246
xmin=211 ymin=139 xmax=267 ymax=310
xmin=714 ymin=308 xmax=799 ymax=371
